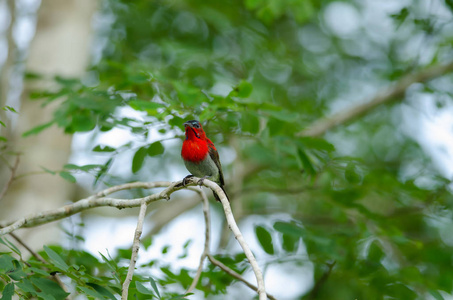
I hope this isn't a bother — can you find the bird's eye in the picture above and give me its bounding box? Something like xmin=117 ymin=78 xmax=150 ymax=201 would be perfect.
xmin=194 ymin=124 xmax=200 ymax=128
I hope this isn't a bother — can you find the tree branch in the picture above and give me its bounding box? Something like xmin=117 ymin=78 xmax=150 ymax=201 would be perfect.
xmin=207 ymin=254 xmax=277 ymax=300
xmin=0 ymin=178 xmax=269 ymax=299
xmin=0 ymin=155 xmax=19 ymax=200
xmin=122 ymin=200 xmax=148 ymax=299
xmin=186 ymin=189 xmax=210 ymax=294
xmin=0 ymin=181 xmax=175 ymax=235
xmin=298 ymin=61 xmax=453 ymax=137
xmin=196 ymin=179 xmax=268 ymax=300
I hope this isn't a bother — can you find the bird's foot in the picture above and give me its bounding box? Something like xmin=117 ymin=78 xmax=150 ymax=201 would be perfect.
xmin=182 ymin=175 xmax=194 ymax=186
xmin=197 ymin=176 xmax=209 ymax=187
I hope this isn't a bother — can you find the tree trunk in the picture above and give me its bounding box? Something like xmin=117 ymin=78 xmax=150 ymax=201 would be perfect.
xmin=1 ymin=0 xmax=97 ymax=250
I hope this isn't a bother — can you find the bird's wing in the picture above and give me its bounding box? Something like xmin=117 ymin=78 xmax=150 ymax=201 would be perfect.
xmin=207 ymin=139 xmax=224 ymax=186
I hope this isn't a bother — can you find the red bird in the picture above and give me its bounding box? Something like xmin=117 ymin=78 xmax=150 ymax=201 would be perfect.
xmin=181 ymin=120 xmax=229 ymax=201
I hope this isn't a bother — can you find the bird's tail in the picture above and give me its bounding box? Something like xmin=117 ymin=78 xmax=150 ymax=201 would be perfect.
xmin=213 ymin=185 xmax=229 ymax=202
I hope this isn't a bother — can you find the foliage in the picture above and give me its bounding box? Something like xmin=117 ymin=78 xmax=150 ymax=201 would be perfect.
xmin=2 ymin=0 xmax=453 ymax=299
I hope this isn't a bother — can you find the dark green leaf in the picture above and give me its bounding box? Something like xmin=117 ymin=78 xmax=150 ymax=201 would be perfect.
xmin=132 ymin=146 xmax=147 ymax=173
xmin=129 ymin=100 xmax=164 ymax=112
xmin=0 ymin=282 xmax=14 ymax=300
xmin=297 ymin=147 xmax=316 ymax=175
xmin=149 ymin=277 xmax=161 ymax=298
xmin=147 ymin=141 xmax=165 ymax=156
xmin=273 ymin=221 xmax=304 ymax=237
xmin=44 ymin=246 xmax=69 ymax=271
xmin=92 ymin=145 xmax=116 ymax=152
xmin=255 ymin=226 xmax=274 ymax=255
xmin=135 ymin=281 xmax=156 ymax=296
xmin=31 ymin=278 xmax=69 ymax=300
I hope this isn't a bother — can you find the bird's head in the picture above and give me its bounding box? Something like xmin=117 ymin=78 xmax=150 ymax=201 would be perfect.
xmin=184 ymin=120 xmax=206 ymax=140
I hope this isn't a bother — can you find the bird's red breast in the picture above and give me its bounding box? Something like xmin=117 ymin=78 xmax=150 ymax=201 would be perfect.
xmin=181 ymin=122 xmax=210 ymax=163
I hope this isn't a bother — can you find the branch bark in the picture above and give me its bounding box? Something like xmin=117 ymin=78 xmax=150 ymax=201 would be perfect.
xmin=297 ymin=61 xmax=453 ymax=137
xmin=186 ymin=189 xmax=210 ymax=294
xmin=197 ymin=179 xmax=268 ymax=300
xmin=121 ymin=200 xmax=147 ymax=299
xmin=0 ymin=178 xmax=269 ymax=299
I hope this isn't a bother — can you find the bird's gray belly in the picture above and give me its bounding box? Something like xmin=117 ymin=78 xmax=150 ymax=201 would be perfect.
xmin=184 ymin=155 xmax=220 ymax=183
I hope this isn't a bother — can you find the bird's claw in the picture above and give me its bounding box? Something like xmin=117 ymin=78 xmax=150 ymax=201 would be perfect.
xmin=197 ymin=176 xmax=209 ymax=187
xmin=182 ymin=175 xmax=194 ymax=186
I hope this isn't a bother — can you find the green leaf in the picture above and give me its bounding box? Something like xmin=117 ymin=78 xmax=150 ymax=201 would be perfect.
xmin=0 ymin=136 xmax=7 ymax=142
xmin=0 ymin=282 xmax=14 ymax=300
xmin=44 ymin=246 xmax=69 ymax=271
xmin=255 ymin=226 xmax=274 ymax=255
xmin=149 ymin=277 xmax=161 ymax=299
xmin=429 ymin=290 xmax=444 ymax=300
xmin=129 ymin=100 xmax=164 ymax=113
xmin=92 ymin=145 xmax=116 ymax=152
xmin=297 ymin=147 xmax=316 ymax=175
xmin=282 ymin=233 xmax=300 ymax=252
xmin=273 ymin=221 xmax=304 ymax=237
xmin=236 ymin=80 xmax=253 ymax=98
xmin=15 ymin=279 xmax=37 ymax=294
xmin=0 ymin=238 xmax=21 ymax=256
xmin=59 ymin=171 xmax=76 ymax=183
xmin=2 ymin=106 xmax=17 ymax=113
xmin=136 ymin=281 xmax=156 ymax=296
xmin=22 ymin=121 xmax=54 ymax=137
xmin=132 ymin=146 xmax=147 ymax=173
xmin=78 ymin=286 xmax=108 ymax=299
xmin=31 ymin=278 xmax=69 ymax=300
xmin=87 ymin=283 xmax=116 ymax=300
xmin=147 ymin=141 xmax=165 ymax=156
xmin=0 ymin=254 xmax=15 ymax=273
xmin=0 ymin=120 xmax=5 ymax=127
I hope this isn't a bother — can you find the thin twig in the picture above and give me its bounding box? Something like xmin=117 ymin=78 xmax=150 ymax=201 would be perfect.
xmin=186 ymin=189 xmax=210 ymax=293
xmin=122 ymin=200 xmax=148 ymax=299
xmin=207 ymin=254 xmax=277 ymax=300
xmin=298 ymin=60 xmax=453 ymax=137
xmin=197 ymin=178 xmax=268 ymax=300
xmin=0 ymin=155 xmax=19 ymax=200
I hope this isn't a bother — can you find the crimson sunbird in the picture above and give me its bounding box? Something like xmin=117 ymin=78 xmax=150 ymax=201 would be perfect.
xmin=181 ymin=120 xmax=229 ymax=201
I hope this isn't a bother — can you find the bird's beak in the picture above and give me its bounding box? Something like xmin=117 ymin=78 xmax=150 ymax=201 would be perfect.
xmin=183 ymin=122 xmax=193 ymax=128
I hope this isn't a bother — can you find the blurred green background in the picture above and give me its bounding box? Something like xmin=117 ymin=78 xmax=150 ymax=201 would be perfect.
xmin=1 ymin=0 xmax=453 ymax=299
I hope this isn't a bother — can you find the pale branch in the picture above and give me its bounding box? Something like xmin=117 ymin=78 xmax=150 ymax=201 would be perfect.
xmin=0 ymin=178 xmax=269 ymax=299
xmin=186 ymin=189 xmax=210 ymax=294
xmin=207 ymin=254 xmax=277 ymax=300
xmin=298 ymin=60 xmax=453 ymax=137
xmin=0 ymin=155 xmax=19 ymax=200
xmin=122 ymin=200 xmax=148 ymax=299
xmin=199 ymin=179 xmax=268 ymax=300
xmin=0 ymin=181 xmax=176 ymax=235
